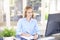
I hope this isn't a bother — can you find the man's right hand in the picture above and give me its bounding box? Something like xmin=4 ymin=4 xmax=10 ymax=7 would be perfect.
xmin=21 ymin=33 xmax=31 ymax=37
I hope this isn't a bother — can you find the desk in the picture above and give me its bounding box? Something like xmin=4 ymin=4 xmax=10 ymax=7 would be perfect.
xmin=40 ymin=34 xmax=60 ymax=40
xmin=14 ymin=34 xmax=60 ymax=40
xmin=40 ymin=37 xmax=55 ymax=40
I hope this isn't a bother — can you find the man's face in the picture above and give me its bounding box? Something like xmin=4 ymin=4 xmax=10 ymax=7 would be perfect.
xmin=26 ymin=9 xmax=33 ymax=18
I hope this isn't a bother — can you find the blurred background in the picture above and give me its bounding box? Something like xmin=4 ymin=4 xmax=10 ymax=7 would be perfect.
xmin=0 ymin=0 xmax=60 ymax=36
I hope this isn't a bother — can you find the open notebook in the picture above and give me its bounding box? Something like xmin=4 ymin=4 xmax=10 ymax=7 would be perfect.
xmin=21 ymin=36 xmax=34 ymax=40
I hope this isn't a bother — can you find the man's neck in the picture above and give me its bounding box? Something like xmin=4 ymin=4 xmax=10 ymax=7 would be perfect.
xmin=26 ymin=17 xmax=31 ymax=22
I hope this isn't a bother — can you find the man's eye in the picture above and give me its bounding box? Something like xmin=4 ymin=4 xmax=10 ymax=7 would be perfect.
xmin=28 ymin=12 xmax=32 ymax=13
xmin=28 ymin=12 xmax=31 ymax=13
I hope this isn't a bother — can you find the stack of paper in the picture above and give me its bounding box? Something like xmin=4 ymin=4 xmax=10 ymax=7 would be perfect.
xmin=21 ymin=36 xmax=34 ymax=40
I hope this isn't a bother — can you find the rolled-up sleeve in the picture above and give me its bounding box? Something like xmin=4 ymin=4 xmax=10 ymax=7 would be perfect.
xmin=34 ymin=20 xmax=40 ymax=35
xmin=16 ymin=19 xmax=22 ymax=35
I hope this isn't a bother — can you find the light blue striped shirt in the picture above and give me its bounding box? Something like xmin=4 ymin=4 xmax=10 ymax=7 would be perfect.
xmin=16 ymin=18 xmax=40 ymax=35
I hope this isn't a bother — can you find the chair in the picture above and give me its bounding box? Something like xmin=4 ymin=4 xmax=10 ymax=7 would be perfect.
xmin=45 ymin=13 xmax=60 ymax=37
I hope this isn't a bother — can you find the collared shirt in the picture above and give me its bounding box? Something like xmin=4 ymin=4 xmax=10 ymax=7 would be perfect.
xmin=16 ymin=18 xmax=40 ymax=35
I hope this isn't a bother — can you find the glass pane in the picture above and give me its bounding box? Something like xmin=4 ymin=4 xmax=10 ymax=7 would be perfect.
xmin=10 ymin=0 xmax=23 ymax=26
xmin=27 ymin=0 xmax=41 ymax=22
xmin=0 ymin=0 xmax=6 ymax=26
xmin=10 ymin=0 xmax=41 ymax=26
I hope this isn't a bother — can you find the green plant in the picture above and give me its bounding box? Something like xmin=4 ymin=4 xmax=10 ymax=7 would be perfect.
xmin=0 ymin=32 xmax=3 ymax=37
xmin=2 ymin=28 xmax=16 ymax=37
xmin=45 ymin=13 xmax=48 ymax=20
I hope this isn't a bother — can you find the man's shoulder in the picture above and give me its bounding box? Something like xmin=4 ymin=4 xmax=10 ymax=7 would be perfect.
xmin=31 ymin=18 xmax=37 ymax=22
xmin=18 ymin=18 xmax=25 ymax=22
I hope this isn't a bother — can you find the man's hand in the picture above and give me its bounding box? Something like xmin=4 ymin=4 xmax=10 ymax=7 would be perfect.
xmin=24 ymin=33 xmax=31 ymax=37
xmin=21 ymin=33 xmax=31 ymax=37
xmin=33 ymin=34 xmax=38 ymax=40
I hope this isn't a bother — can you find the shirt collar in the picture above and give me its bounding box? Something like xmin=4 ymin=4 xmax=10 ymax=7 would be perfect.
xmin=24 ymin=18 xmax=33 ymax=22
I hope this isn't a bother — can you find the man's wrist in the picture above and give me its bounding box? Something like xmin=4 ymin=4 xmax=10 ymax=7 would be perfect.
xmin=33 ymin=34 xmax=38 ymax=39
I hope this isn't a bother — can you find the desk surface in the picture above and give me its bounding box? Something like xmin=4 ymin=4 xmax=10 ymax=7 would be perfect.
xmin=40 ymin=37 xmax=55 ymax=40
xmin=40 ymin=35 xmax=60 ymax=40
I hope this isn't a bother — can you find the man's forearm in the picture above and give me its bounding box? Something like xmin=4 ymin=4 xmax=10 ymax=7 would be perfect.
xmin=33 ymin=34 xmax=38 ymax=39
xmin=20 ymin=33 xmax=31 ymax=37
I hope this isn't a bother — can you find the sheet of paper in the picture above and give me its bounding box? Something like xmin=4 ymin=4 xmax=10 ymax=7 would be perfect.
xmin=21 ymin=36 xmax=34 ymax=40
